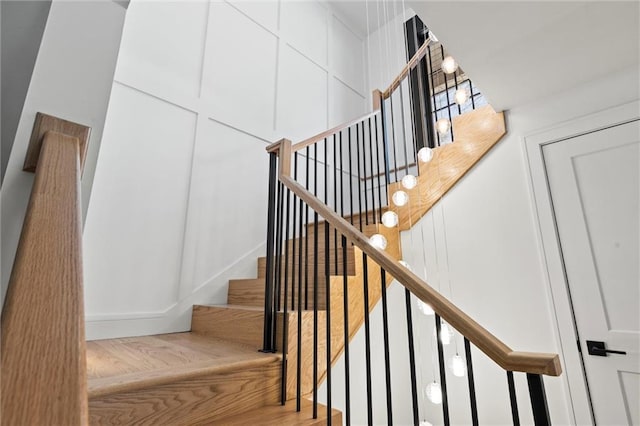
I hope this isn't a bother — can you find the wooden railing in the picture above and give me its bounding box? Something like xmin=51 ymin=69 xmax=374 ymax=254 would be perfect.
xmin=269 ymin=138 xmax=561 ymax=377
xmin=1 ymin=115 xmax=90 ymax=425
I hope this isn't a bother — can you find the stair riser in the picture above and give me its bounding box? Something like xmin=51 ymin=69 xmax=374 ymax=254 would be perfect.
xmin=257 ymin=252 xmax=355 ymax=279
xmin=228 ymin=291 xmax=328 ymax=310
xmin=228 ymin=279 xmax=329 ymax=310
xmin=191 ymin=305 xmax=264 ymax=348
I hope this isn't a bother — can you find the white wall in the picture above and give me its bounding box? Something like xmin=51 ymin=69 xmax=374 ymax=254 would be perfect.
xmin=1 ymin=0 xmax=52 ymax=184
xmin=0 ymin=0 xmax=125 ymax=307
xmin=83 ymin=0 xmax=368 ymax=339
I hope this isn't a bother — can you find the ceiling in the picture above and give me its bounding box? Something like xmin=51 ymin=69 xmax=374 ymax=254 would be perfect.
xmin=407 ymin=1 xmax=640 ymax=110
xmin=326 ymin=1 xmax=639 ymax=110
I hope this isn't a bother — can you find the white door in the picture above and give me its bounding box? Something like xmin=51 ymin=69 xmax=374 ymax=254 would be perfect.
xmin=543 ymin=120 xmax=639 ymax=425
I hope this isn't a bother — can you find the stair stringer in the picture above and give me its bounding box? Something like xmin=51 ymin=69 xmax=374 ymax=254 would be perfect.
xmin=390 ymin=104 xmax=506 ymax=231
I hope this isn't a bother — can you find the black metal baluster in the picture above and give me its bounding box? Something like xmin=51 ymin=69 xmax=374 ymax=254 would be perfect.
xmin=324 ymin=138 xmax=332 ymax=424
xmin=407 ymin=56 xmax=421 ymax=162
xmin=380 ymin=269 xmax=393 ymax=424
xmin=373 ymin=114 xmax=385 ymax=217
xmin=435 ymin=315 xmax=451 ymax=426
xmin=507 ymin=371 xmax=521 ymax=426
xmin=280 ymin=185 xmax=291 ymax=404
xmin=405 ymin=290 xmax=419 ymax=426
xmin=262 ymin=153 xmax=278 ymax=352
xmin=527 ymin=374 xmax=551 ymax=426
xmin=426 ymin=48 xmax=442 ymax=147
xmin=450 ymin=52 xmax=462 ymax=116
xmin=290 ymin=196 xmax=297 ymax=311
xmin=273 ymin=181 xmax=282 ymax=313
xmin=340 ymin=131 xmax=345 ymax=220
xmin=348 ymin=127 xmax=354 ymax=225
xmin=342 ymin=235 xmax=351 ymax=425
xmin=290 ymin=155 xmax=299 ymax=311
xmin=296 ymin=173 xmax=304 ymax=412
xmin=360 ymin=122 xmax=369 ymax=226
xmin=469 ymin=79 xmax=476 ymax=110
xmin=380 ymin=101 xmax=391 ymax=191
xmin=362 ymin=253 xmax=373 ymax=425
xmin=313 ymin=144 xmax=319 ymax=419
xmin=439 ymin=46 xmax=454 ymax=143
xmin=305 ymin=147 xmax=310 ymax=310
xmin=398 ymin=81 xmax=410 ymax=177
xmin=367 ymin=117 xmax=377 ymax=224
xmin=340 ymin=129 xmax=351 ymax=424
xmin=273 ymin=182 xmax=284 ymax=352
xmin=333 ymin=134 xmax=338 ymax=275
xmin=416 ymin=47 xmax=431 ymax=149
xmin=464 ymin=338 xmax=479 ymax=426
xmin=355 ymin=123 xmax=363 ymax=231
xmin=389 ymin=91 xmax=399 ymax=182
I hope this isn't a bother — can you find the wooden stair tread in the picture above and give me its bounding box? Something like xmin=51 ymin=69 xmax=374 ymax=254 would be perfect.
xmin=87 ymin=332 xmax=279 ymax=398
xmin=215 ymin=399 xmax=341 ymax=425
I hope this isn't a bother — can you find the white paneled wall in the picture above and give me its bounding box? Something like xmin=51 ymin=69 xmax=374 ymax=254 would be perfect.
xmin=84 ymin=0 xmax=367 ymax=339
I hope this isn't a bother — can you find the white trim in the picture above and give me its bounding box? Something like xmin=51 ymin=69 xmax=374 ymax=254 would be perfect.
xmin=522 ymin=100 xmax=640 ymax=426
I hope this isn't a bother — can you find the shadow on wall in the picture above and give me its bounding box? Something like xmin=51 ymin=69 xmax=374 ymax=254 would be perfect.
xmin=0 ymin=0 xmax=52 ymax=185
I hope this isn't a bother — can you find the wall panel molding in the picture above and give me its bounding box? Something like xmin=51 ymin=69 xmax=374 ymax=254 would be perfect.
xmin=84 ymin=0 xmax=368 ymax=338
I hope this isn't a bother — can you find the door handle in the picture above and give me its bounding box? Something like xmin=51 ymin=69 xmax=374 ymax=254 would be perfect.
xmin=586 ymin=340 xmax=627 ymax=357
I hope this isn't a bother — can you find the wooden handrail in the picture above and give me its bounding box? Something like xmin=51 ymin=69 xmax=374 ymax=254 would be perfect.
xmin=382 ymin=38 xmax=431 ymax=99
xmin=1 ymin=131 xmax=88 ymax=424
xmin=272 ymin=139 xmax=561 ymax=377
xmin=291 ymin=110 xmax=380 ymax=153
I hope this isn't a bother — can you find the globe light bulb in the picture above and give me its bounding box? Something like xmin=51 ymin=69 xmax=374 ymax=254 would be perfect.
xmin=392 ymin=190 xmax=409 ymax=207
xmin=454 ymin=88 xmax=469 ymax=105
xmin=381 ymin=211 xmax=399 ymax=228
xmin=441 ymin=323 xmax=454 ymax=345
xmin=369 ymin=234 xmax=387 ymax=250
xmin=449 ymin=354 xmax=467 ymax=377
xmin=425 ymin=382 xmax=442 ymax=404
xmin=435 ymin=118 xmax=451 ymax=135
xmin=418 ymin=147 xmax=433 ymax=163
xmin=418 ymin=300 xmax=434 ymax=315
xmin=434 ymin=322 xmax=454 ymax=345
xmin=399 ymin=260 xmax=411 ymax=270
xmin=402 ymin=174 xmax=417 ymax=190
xmin=441 ymin=56 xmax=458 ymax=74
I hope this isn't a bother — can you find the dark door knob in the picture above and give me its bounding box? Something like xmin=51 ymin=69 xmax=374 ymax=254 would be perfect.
xmin=586 ymin=340 xmax=627 ymax=357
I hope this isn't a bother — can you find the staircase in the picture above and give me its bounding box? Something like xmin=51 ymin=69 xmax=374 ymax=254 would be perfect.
xmin=82 ymin=105 xmax=509 ymax=424
xmin=2 ymin=37 xmax=562 ymax=426
xmin=85 ymin=213 xmax=399 ymax=423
